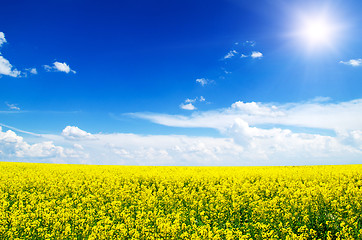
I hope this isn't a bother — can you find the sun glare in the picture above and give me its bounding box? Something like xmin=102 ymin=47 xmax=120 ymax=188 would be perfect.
xmin=300 ymin=18 xmax=333 ymax=46
xmin=291 ymin=8 xmax=344 ymax=52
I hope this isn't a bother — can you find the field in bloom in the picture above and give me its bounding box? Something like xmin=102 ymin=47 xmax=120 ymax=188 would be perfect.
xmin=0 ymin=163 xmax=361 ymax=239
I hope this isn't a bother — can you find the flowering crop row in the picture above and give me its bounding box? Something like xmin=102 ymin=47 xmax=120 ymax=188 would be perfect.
xmin=0 ymin=162 xmax=361 ymax=239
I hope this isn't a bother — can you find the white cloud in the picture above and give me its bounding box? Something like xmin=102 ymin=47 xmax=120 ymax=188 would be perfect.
xmin=2 ymin=98 xmax=362 ymax=166
xmin=6 ymin=102 xmax=20 ymax=111
xmin=44 ymin=61 xmax=76 ymax=74
xmin=0 ymin=126 xmax=84 ymax=160
xmin=180 ymin=97 xmax=207 ymax=110
xmin=81 ymin=130 xmax=362 ymax=165
xmin=222 ymin=41 xmax=262 ymax=62
xmin=180 ymin=103 xmax=196 ymax=110
xmin=244 ymin=41 xmax=256 ymax=47
xmin=309 ymin=96 xmax=331 ymax=103
xmin=0 ymin=56 xmax=21 ymax=77
xmin=226 ymin=118 xmax=359 ymax=163
xmin=339 ymin=59 xmax=362 ymax=67
xmin=133 ymin=99 xmax=362 ymax=133
xmin=54 ymin=62 xmax=76 ymax=73
xmin=0 ymin=126 xmax=245 ymax=165
xmin=4 ymin=124 xmax=362 ymax=166
xmin=2 ymin=120 xmax=362 ymax=166
xmin=0 ymin=32 xmax=6 ymax=47
xmin=61 ymin=126 xmax=96 ymax=140
xmin=185 ymin=98 xmax=197 ymax=103
xmin=122 ymin=99 xmax=362 ymax=165
xmin=251 ymin=51 xmax=263 ymax=58
xmin=196 ymin=78 xmax=213 ymax=86
xmin=25 ymin=68 xmax=37 ymax=74
xmin=43 ymin=65 xmax=52 ymax=71
xmin=224 ymin=50 xmax=238 ymax=59
xmin=0 ymin=32 xmax=21 ymax=78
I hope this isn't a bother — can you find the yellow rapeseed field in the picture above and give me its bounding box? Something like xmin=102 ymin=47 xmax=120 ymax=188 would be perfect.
xmin=0 ymin=162 xmax=361 ymax=239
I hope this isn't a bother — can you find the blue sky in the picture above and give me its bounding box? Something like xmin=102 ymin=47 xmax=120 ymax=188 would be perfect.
xmin=1 ymin=0 xmax=362 ymax=165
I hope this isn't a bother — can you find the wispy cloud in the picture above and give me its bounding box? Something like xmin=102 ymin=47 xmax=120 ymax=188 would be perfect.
xmin=133 ymin=99 xmax=362 ymax=132
xmin=339 ymin=59 xmax=362 ymax=67
xmin=0 ymin=123 xmax=41 ymax=136
xmin=6 ymin=102 xmax=20 ymax=111
xmin=185 ymin=98 xmax=197 ymax=103
xmin=25 ymin=68 xmax=37 ymax=74
xmin=223 ymin=50 xmax=238 ymax=59
xmin=180 ymin=96 xmax=207 ymax=110
xmin=222 ymin=41 xmax=262 ymax=61
xmin=44 ymin=61 xmax=76 ymax=74
xmin=244 ymin=40 xmax=256 ymax=47
xmin=196 ymin=78 xmax=213 ymax=86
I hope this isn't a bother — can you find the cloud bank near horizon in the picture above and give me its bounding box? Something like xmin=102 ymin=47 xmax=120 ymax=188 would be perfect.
xmin=1 ymin=98 xmax=362 ymax=166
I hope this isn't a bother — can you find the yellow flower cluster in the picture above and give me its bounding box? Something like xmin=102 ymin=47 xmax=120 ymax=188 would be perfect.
xmin=0 ymin=162 xmax=361 ymax=239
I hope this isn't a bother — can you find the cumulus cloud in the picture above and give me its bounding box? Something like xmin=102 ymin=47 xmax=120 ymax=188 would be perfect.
xmin=122 ymin=99 xmax=362 ymax=165
xmin=44 ymin=61 xmax=76 ymax=74
xmin=61 ymin=126 xmax=96 ymax=140
xmin=0 ymin=56 xmax=21 ymax=77
xmin=82 ymin=130 xmax=362 ymax=165
xmin=98 ymin=134 xmax=245 ymax=165
xmin=180 ymin=103 xmax=196 ymax=110
xmin=7 ymin=125 xmax=362 ymax=166
xmin=0 ymin=124 xmax=245 ymax=165
xmin=2 ymin=120 xmax=362 ymax=166
xmin=339 ymin=59 xmax=362 ymax=67
xmin=0 ymin=126 xmax=86 ymax=160
xmin=226 ymin=118 xmax=359 ymax=163
xmin=251 ymin=51 xmax=263 ymax=58
xmin=0 ymin=32 xmax=6 ymax=47
xmin=3 ymin=98 xmax=362 ymax=166
xmin=0 ymin=32 xmax=22 ymax=78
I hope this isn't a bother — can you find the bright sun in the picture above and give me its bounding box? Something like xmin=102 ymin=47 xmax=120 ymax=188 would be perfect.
xmin=300 ymin=18 xmax=333 ymax=46
xmin=292 ymin=10 xmax=343 ymax=52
